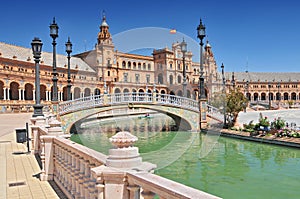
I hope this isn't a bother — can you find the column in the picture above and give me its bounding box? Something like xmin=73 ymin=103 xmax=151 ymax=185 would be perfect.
xmin=49 ymin=91 xmax=52 ymax=101
xmin=58 ymin=91 xmax=61 ymax=101
xmin=22 ymin=89 xmax=25 ymax=100
xmin=3 ymin=88 xmax=6 ymax=100
xmin=72 ymin=93 xmax=74 ymax=100
xmin=18 ymin=89 xmax=21 ymax=101
xmin=33 ymin=90 xmax=36 ymax=101
xmin=7 ymin=88 xmax=10 ymax=100
xmin=61 ymin=92 xmax=63 ymax=101
xmin=45 ymin=91 xmax=48 ymax=101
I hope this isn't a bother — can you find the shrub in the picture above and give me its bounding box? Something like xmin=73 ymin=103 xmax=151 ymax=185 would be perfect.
xmin=271 ymin=117 xmax=285 ymax=130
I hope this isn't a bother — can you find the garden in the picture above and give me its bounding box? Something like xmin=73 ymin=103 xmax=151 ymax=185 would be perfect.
xmin=232 ymin=113 xmax=300 ymax=138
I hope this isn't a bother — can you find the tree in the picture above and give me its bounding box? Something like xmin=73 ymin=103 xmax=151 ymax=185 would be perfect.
xmin=226 ymin=88 xmax=248 ymax=127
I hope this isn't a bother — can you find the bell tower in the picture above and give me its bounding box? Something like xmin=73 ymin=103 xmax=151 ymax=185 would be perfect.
xmin=97 ymin=12 xmax=111 ymax=45
xmin=96 ymin=12 xmax=116 ymax=90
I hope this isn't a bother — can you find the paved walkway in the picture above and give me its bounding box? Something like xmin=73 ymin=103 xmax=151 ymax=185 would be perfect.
xmin=0 ymin=113 xmax=61 ymax=199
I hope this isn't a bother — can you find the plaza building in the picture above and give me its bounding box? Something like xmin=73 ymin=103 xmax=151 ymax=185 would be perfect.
xmin=0 ymin=15 xmax=221 ymax=112
xmin=225 ymin=71 xmax=300 ymax=109
xmin=1 ymin=15 xmax=298 ymax=112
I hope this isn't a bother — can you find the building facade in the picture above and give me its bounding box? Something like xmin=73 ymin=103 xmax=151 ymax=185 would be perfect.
xmin=0 ymin=15 xmax=222 ymax=112
xmin=1 ymin=15 xmax=298 ymax=112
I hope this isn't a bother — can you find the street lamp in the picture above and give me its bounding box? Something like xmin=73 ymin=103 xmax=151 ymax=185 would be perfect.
xmin=65 ymin=37 xmax=72 ymax=101
xmin=197 ymin=19 xmax=206 ymax=130
xmin=221 ymin=63 xmax=226 ymax=128
xmin=268 ymin=82 xmax=271 ymax=110
xmin=197 ymin=19 xmax=206 ymax=99
xmin=181 ymin=38 xmax=187 ymax=97
xmin=31 ymin=37 xmax=44 ymax=117
xmin=50 ymin=17 xmax=59 ymax=101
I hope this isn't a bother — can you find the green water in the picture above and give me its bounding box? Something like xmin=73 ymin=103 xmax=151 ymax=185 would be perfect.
xmin=71 ymin=115 xmax=300 ymax=199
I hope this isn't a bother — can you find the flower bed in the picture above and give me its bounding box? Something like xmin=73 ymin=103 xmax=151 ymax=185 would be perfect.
xmin=240 ymin=113 xmax=300 ymax=138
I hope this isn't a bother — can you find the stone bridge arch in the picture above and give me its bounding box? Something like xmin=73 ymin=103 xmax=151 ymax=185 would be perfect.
xmin=60 ymin=104 xmax=199 ymax=133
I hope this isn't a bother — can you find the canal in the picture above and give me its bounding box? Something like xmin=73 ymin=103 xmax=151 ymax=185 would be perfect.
xmin=71 ymin=114 xmax=300 ymax=199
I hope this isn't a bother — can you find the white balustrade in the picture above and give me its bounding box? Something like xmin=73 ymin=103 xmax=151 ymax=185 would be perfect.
xmin=58 ymin=93 xmax=200 ymax=115
xmin=32 ymin=121 xmax=221 ymax=199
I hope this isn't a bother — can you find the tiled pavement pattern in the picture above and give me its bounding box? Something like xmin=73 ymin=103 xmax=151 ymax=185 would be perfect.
xmin=0 ymin=113 xmax=64 ymax=199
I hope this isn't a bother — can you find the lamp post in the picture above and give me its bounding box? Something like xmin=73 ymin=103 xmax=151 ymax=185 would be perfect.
xmin=181 ymin=38 xmax=187 ymax=97
xmin=278 ymin=82 xmax=281 ymax=101
xmin=221 ymin=63 xmax=226 ymax=128
xmin=197 ymin=19 xmax=206 ymax=130
xmin=268 ymin=82 xmax=271 ymax=110
xmin=50 ymin=18 xmax=59 ymax=102
xmin=31 ymin=37 xmax=44 ymax=117
xmin=65 ymin=37 xmax=72 ymax=101
xmin=197 ymin=19 xmax=206 ymax=99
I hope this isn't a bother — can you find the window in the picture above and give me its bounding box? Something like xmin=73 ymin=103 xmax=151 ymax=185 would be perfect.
xmin=128 ymin=61 xmax=131 ymax=69
xmin=133 ymin=62 xmax=136 ymax=69
xmin=143 ymin=63 xmax=146 ymax=70
xmin=124 ymin=73 xmax=128 ymax=82
xmin=170 ymin=63 xmax=172 ymax=69
xmin=135 ymin=74 xmax=140 ymax=83
xmin=169 ymin=75 xmax=173 ymax=85
xmin=122 ymin=61 xmax=126 ymax=68
xmin=178 ymin=75 xmax=182 ymax=84
xmin=148 ymin=63 xmax=151 ymax=70
xmin=146 ymin=74 xmax=150 ymax=83
xmin=108 ymin=71 xmax=110 ymax=76
xmin=177 ymin=64 xmax=181 ymax=70
xmin=138 ymin=63 xmax=141 ymax=70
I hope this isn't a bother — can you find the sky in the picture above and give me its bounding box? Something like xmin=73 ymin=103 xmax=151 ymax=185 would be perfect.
xmin=1 ymin=0 xmax=300 ymax=72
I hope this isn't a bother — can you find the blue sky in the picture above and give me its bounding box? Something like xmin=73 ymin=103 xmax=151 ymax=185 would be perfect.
xmin=1 ymin=0 xmax=300 ymax=72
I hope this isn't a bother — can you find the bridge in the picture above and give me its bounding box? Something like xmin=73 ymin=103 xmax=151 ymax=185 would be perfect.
xmin=58 ymin=92 xmax=201 ymax=132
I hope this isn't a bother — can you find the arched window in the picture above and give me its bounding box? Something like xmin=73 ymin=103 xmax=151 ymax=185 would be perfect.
xmin=148 ymin=63 xmax=151 ymax=70
xmin=115 ymin=88 xmax=121 ymax=93
xmin=94 ymin=88 xmax=101 ymax=95
xmin=291 ymin=92 xmax=296 ymax=100
xmin=128 ymin=61 xmax=131 ymax=69
xmin=138 ymin=63 xmax=141 ymax=70
xmin=25 ymin=83 xmax=34 ymax=100
xmin=254 ymin=93 xmax=259 ymax=101
xmin=84 ymin=88 xmax=91 ymax=97
xmin=133 ymin=62 xmax=136 ymax=69
xmin=40 ymin=85 xmax=46 ymax=101
xmin=261 ymin=93 xmax=266 ymax=101
xmin=143 ymin=63 xmax=146 ymax=70
xmin=169 ymin=75 xmax=173 ymax=85
xmin=0 ymin=81 xmax=4 ymax=100
xmin=122 ymin=61 xmax=126 ymax=68
xmin=74 ymin=87 xmax=81 ymax=99
xmin=177 ymin=75 xmax=182 ymax=84
xmin=158 ymin=73 xmax=163 ymax=84
xmin=9 ymin=82 xmax=19 ymax=100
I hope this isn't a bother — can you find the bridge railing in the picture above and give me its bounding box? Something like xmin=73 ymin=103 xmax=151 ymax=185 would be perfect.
xmin=58 ymin=93 xmax=199 ymax=115
xmin=207 ymin=104 xmax=224 ymax=123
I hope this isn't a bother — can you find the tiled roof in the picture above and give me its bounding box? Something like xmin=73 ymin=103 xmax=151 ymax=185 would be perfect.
xmin=225 ymin=71 xmax=300 ymax=82
xmin=0 ymin=42 xmax=95 ymax=73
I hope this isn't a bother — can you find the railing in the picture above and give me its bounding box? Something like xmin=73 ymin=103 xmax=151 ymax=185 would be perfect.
xmin=58 ymin=93 xmax=199 ymax=115
xmin=52 ymin=137 xmax=107 ymax=198
xmin=207 ymin=104 xmax=224 ymax=123
xmin=126 ymin=172 xmax=221 ymax=199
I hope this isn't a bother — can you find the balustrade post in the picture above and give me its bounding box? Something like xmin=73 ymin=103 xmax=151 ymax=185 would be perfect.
xmin=71 ymin=152 xmax=77 ymax=196
xmin=127 ymin=185 xmax=140 ymax=199
xmin=40 ymin=135 xmax=56 ymax=181
xmin=84 ymin=159 xmax=90 ymax=199
xmin=79 ymin=158 xmax=86 ymax=198
xmin=141 ymin=189 xmax=156 ymax=199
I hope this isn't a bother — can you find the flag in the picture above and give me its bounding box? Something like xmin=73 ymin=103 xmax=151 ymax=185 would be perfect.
xmin=170 ymin=29 xmax=176 ymax=34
